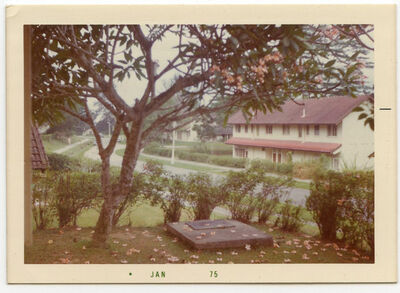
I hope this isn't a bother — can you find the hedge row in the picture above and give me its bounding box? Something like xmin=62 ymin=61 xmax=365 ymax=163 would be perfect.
xmin=249 ymin=159 xmax=293 ymax=176
xmin=143 ymin=145 xmax=247 ymax=168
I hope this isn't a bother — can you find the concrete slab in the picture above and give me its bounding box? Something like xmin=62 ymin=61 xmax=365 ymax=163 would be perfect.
xmin=166 ymin=219 xmax=273 ymax=249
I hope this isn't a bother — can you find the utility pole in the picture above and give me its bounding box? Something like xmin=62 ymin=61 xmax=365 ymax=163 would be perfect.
xmin=171 ymin=121 xmax=176 ymax=165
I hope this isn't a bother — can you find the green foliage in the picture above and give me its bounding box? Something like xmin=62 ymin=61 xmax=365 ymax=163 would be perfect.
xmin=249 ymin=159 xmax=293 ymax=176
xmin=142 ymin=145 xmax=247 ymax=168
xmin=162 ymin=175 xmax=188 ymax=223
xmin=186 ymin=173 xmax=225 ymax=220
xmin=306 ymin=170 xmax=374 ymax=252
xmin=55 ymin=172 xmax=101 ymax=228
xmin=31 ymin=171 xmax=102 ymax=229
xmin=292 ymin=155 xmax=329 ymax=179
xmin=255 ymin=176 xmax=293 ymax=224
xmin=140 ymin=160 xmax=187 ymax=224
xmin=222 ymin=169 xmax=264 ymax=223
xmin=31 ymin=171 xmax=57 ymax=230
xmin=112 ymin=173 xmax=147 ymax=226
xmin=207 ymin=155 xmax=247 ymax=168
xmin=47 ymin=153 xmax=102 ymax=173
xmin=190 ymin=142 xmax=232 ymax=156
xmin=47 ymin=153 xmax=79 ymax=171
xmin=274 ymin=200 xmax=303 ymax=232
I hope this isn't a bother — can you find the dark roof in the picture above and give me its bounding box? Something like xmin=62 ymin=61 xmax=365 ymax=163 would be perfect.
xmin=31 ymin=124 xmax=49 ymax=170
xmin=226 ymin=137 xmax=341 ymax=154
xmin=228 ymin=95 xmax=372 ymax=125
xmin=215 ymin=125 xmax=233 ymax=136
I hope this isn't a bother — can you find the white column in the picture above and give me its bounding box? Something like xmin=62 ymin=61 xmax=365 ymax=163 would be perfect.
xmin=171 ymin=121 xmax=176 ymax=164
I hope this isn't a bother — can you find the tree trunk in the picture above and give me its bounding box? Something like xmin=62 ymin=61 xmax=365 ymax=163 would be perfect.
xmin=92 ymin=122 xmax=143 ymax=244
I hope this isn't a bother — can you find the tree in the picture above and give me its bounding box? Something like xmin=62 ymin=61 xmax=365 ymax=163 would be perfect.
xmin=30 ymin=25 xmax=373 ymax=244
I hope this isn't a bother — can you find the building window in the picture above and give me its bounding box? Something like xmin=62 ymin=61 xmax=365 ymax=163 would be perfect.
xmin=272 ymin=150 xmax=282 ymax=164
xmin=298 ymin=125 xmax=302 ymax=138
xmin=235 ymin=125 xmax=241 ymax=133
xmin=251 ymin=125 xmax=254 ymax=133
xmin=245 ymin=125 xmax=248 ymax=133
xmin=327 ymin=125 xmax=337 ymax=136
xmin=235 ymin=148 xmax=248 ymax=158
xmin=266 ymin=125 xmax=273 ymax=134
xmin=256 ymin=125 xmax=259 ymax=136
xmin=306 ymin=125 xmax=309 ymax=135
xmin=282 ymin=125 xmax=290 ymax=135
xmin=314 ymin=125 xmax=320 ymax=136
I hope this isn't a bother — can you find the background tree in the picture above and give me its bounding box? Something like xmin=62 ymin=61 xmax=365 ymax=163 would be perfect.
xmin=31 ymin=24 xmax=373 ymax=244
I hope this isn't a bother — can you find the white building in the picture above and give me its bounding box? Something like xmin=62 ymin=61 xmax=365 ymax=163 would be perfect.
xmin=176 ymin=121 xmax=199 ymax=142
xmin=226 ymin=95 xmax=374 ymax=170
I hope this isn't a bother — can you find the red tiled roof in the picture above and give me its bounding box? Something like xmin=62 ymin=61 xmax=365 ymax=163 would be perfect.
xmin=31 ymin=124 xmax=49 ymax=170
xmin=225 ymin=137 xmax=341 ymax=154
xmin=228 ymin=95 xmax=372 ymax=125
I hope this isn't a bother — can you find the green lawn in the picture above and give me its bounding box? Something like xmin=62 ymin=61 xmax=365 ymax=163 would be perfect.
xmin=25 ymin=224 xmax=372 ymax=264
xmin=42 ymin=134 xmax=84 ymax=153
xmin=34 ymin=200 xmax=228 ymax=231
xmin=116 ymin=149 xmax=228 ymax=175
xmin=63 ymin=139 xmax=94 ymax=159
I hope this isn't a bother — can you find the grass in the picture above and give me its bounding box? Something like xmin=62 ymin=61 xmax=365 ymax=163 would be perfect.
xmin=116 ymin=149 xmax=228 ymax=175
xmin=42 ymin=134 xmax=85 ymax=153
xmin=34 ymin=200 xmax=228 ymax=231
xmin=63 ymin=139 xmax=94 ymax=159
xmin=25 ymin=224 xmax=373 ymax=264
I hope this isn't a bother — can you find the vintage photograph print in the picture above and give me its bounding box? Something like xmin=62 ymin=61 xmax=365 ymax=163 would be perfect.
xmin=25 ymin=24 xmax=375 ymax=266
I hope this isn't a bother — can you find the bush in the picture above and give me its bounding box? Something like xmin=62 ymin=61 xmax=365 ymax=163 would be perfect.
xmin=208 ymin=155 xmax=247 ymax=168
xmin=47 ymin=153 xmax=76 ymax=171
xmin=293 ymin=155 xmax=329 ymax=179
xmin=55 ymin=172 xmax=101 ymax=228
xmin=306 ymin=170 xmax=374 ymax=252
xmin=140 ymin=160 xmax=187 ymax=223
xmin=275 ymin=200 xmax=303 ymax=232
xmin=31 ymin=171 xmax=57 ymax=230
xmin=162 ymin=175 xmax=188 ymax=223
xmin=112 ymin=173 xmax=146 ymax=226
xmin=190 ymin=142 xmax=232 ymax=156
xmin=276 ymin=162 xmax=293 ymax=175
xmin=143 ymin=145 xmax=247 ymax=168
xmin=176 ymin=150 xmax=209 ymax=163
xmin=250 ymin=159 xmax=293 ymax=175
xmin=255 ymin=176 xmax=292 ymax=224
xmin=250 ymin=159 xmax=275 ymax=173
xmin=222 ymin=169 xmax=264 ymax=223
xmin=186 ymin=173 xmax=225 ymax=220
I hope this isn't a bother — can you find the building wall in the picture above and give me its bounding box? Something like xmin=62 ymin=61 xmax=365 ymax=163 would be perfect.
xmin=230 ymin=102 xmax=374 ymax=170
xmin=232 ymin=123 xmax=343 ymax=144
xmin=340 ymin=105 xmax=374 ymax=169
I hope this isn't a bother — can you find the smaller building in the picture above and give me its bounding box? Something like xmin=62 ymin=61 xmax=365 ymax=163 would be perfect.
xmin=176 ymin=121 xmax=199 ymax=142
xmin=215 ymin=125 xmax=233 ymax=142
